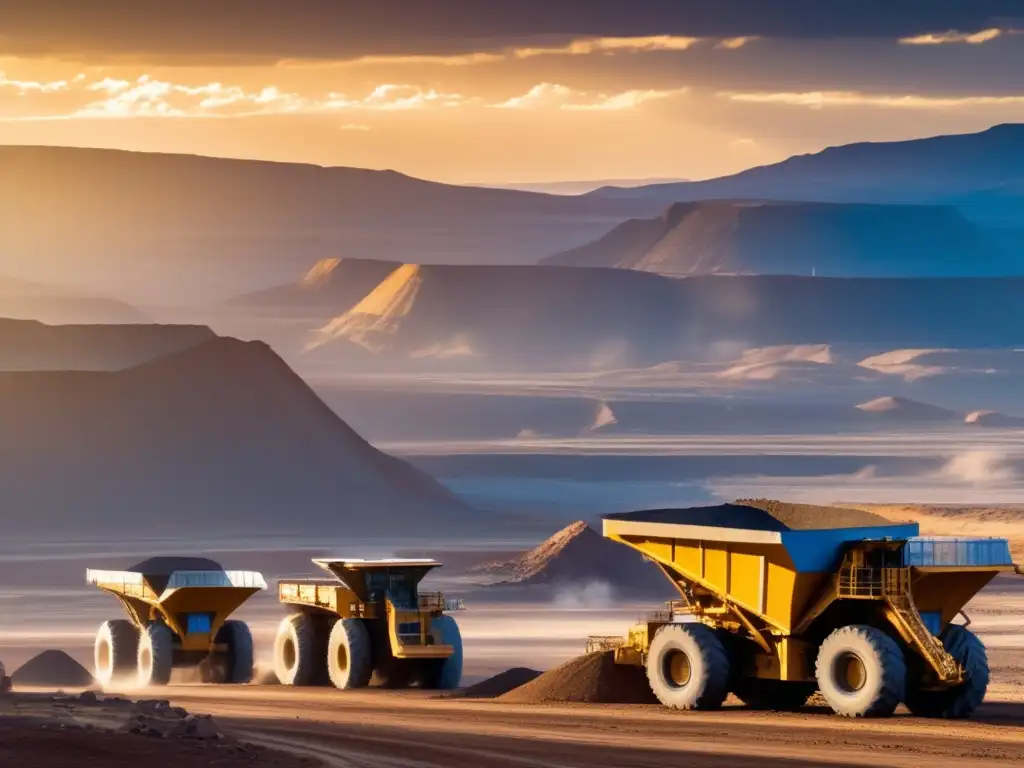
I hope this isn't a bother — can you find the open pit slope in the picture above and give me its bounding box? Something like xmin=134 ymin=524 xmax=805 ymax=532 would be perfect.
xmin=544 ymin=200 xmax=999 ymax=277
xmin=302 ymin=263 xmax=1024 ymax=371
xmin=467 ymin=520 xmax=671 ymax=600
xmin=0 ymin=317 xmax=215 ymax=371
xmin=0 ymin=336 xmax=481 ymax=536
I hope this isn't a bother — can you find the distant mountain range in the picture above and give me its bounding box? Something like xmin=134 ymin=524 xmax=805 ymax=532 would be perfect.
xmin=0 ymin=276 xmax=145 ymax=324
xmin=0 ymin=330 xmax=484 ymax=536
xmin=291 ymin=264 xmax=1024 ymax=372
xmin=6 ymin=124 xmax=1024 ymax=304
xmin=543 ymin=200 xmax=1009 ymax=277
xmin=0 ymin=146 xmax=659 ymax=303
xmin=591 ymin=124 xmax=1024 ymax=204
xmin=0 ymin=318 xmax=213 ymax=370
xmin=480 ymin=178 xmax=689 ymax=196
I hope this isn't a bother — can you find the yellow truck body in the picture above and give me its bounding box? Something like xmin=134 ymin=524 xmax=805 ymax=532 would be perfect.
xmin=598 ymin=503 xmax=1016 ymax=718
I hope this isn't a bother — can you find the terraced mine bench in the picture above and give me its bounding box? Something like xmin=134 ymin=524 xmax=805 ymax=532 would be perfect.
xmin=595 ymin=502 xmax=1018 ymax=718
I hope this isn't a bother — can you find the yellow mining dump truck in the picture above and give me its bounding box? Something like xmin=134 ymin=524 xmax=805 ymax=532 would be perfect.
xmin=594 ymin=503 xmax=1018 ymax=718
xmin=273 ymin=558 xmax=464 ymax=689
xmin=87 ymin=557 xmax=267 ymax=687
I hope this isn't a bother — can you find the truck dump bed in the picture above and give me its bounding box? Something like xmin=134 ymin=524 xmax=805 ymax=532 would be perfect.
xmin=603 ymin=502 xmax=1013 ymax=635
xmin=605 ymin=503 xmax=916 ymax=633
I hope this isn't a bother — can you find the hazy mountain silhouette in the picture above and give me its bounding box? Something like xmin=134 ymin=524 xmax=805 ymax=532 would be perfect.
xmin=0 ymin=318 xmax=215 ymax=370
xmin=0 ymin=276 xmax=145 ymax=324
xmin=0 ymin=146 xmax=660 ymax=303
xmin=544 ymin=201 xmax=1005 ymax=277
xmin=228 ymin=257 xmax=401 ymax=315
xmin=590 ymin=124 xmax=1024 ymax=209
xmin=304 ymin=265 xmax=1024 ymax=371
xmin=0 ymin=336 xmax=484 ymax=536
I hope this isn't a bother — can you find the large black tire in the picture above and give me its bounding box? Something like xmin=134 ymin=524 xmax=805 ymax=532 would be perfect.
xmin=905 ymin=625 xmax=989 ymax=719
xmin=327 ymin=618 xmax=373 ymax=689
xmin=815 ymin=625 xmax=905 ymax=717
xmin=216 ymin=620 xmax=255 ymax=684
xmin=274 ymin=613 xmax=322 ymax=686
xmin=137 ymin=623 xmax=174 ymax=687
xmin=732 ymin=679 xmax=816 ymax=711
xmin=421 ymin=615 xmax=464 ymax=690
xmin=646 ymin=623 xmax=731 ymax=710
xmin=94 ymin=620 xmax=138 ymax=687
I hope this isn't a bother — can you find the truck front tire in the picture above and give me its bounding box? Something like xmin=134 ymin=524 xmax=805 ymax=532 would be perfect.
xmin=94 ymin=620 xmax=138 ymax=687
xmin=327 ymin=618 xmax=373 ymax=689
xmin=137 ymin=622 xmax=174 ymax=687
xmin=646 ymin=623 xmax=730 ymax=710
xmin=274 ymin=613 xmax=322 ymax=686
xmin=816 ymin=625 xmax=905 ymax=717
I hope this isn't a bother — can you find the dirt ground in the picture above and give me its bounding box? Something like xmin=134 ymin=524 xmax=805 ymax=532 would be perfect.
xmin=0 ymin=692 xmax=318 ymax=768
xmin=155 ymin=684 xmax=1024 ymax=767
xmin=0 ymin=720 xmax=316 ymax=768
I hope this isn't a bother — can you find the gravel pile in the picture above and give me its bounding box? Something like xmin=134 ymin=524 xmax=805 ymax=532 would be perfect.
xmin=736 ymin=498 xmax=891 ymax=530
xmin=453 ymin=668 xmax=542 ymax=699
xmin=12 ymin=651 xmax=94 ymax=688
xmin=498 ymin=652 xmax=656 ymax=704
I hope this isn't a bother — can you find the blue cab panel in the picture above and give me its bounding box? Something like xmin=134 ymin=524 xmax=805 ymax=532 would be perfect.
xmin=187 ymin=613 xmax=213 ymax=634
xmin=902 ymin=537 xmax=1012 ymax=568
xmin=919 ymin=611 xmax=943 ymax=636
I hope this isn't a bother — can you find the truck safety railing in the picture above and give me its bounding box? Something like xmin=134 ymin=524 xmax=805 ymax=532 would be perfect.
xmin=417 ymin=592 xmax=465 ymax=612
xmin=586 ymin=636 xmax=627 ymax=654
xmin=838 ymin=567 xmax=909 ymax=598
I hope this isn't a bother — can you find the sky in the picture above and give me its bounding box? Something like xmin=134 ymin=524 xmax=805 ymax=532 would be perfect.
xmin=3 ymin=1 xmax=1024 ymax=184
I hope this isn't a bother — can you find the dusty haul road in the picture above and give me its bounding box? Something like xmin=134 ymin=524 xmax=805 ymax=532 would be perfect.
xmin=160 ymin=685 xmax=1024 ymax=768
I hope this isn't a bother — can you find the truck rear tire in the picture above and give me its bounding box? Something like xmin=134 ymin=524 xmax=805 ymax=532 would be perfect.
xmin=327 ymin=618 xmax=373 ymax=689
xmin=904 ymin=625 xmax=989 ymax=718
xmin=137 ymin=623 xmax=174 ymax=687
xmin=815 ymin=625 xmax=905 ymax=717
xmin=422 ymin=615 xmax=464 ymax=690
xmin=732 ymin=679 xmax=816 ymax=711
xmin=274 ymin=613 xmax=321 ymax=686
xmin=216 ymin=620 xmax=254 ymax=684
xmin=94 ymin=620 xmax=138 ymax=687
xmin=646 ymin=624 xmax=730 ymax=710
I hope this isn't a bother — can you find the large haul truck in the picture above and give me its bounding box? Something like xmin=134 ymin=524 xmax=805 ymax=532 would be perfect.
xmin=88 ymin=557 xmax=266 ymax=687
xmin=592 ymin=503 xmax=1018 ymax=718
xmin=274 ymin=558 xmax=464 ymax=690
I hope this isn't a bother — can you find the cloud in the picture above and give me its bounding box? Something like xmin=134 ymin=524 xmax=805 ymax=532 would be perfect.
xmin=716 ymin=36 xmax=760 ymax=49
xmin=494 ymin=83 xmax=687 ymax=111
xmin=721 ymin=89 xmax=1024 ymax=110
xmin=0 ymin=74 xmax=470 ymax=120
xmin=0 ymin=72 xmax=73 ymax=94
xmin=899 ymin=28 xmax=1005 ymax=45
xmin=513 ymin=35 xmax=703 ymax=58
xmin=324 ymin=84 xmax=467 ymax=111
xmin=1 ymin=2 xmax=1017 ymax=61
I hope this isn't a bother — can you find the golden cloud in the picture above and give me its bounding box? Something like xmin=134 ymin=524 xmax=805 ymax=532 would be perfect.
xmin=899 ymin=28 xmax=1005 ymax=45
xmin=722 ymin=89 xmax=1024 ymax=109
xmin=494 ymin=83 xmax=688 ymax=111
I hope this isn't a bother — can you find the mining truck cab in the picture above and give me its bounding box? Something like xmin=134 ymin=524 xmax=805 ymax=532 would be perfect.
xmin=87 ymin=558 xmax=266 ymax=688
xmin=274 ymin=558 xmax=464 ymax=690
